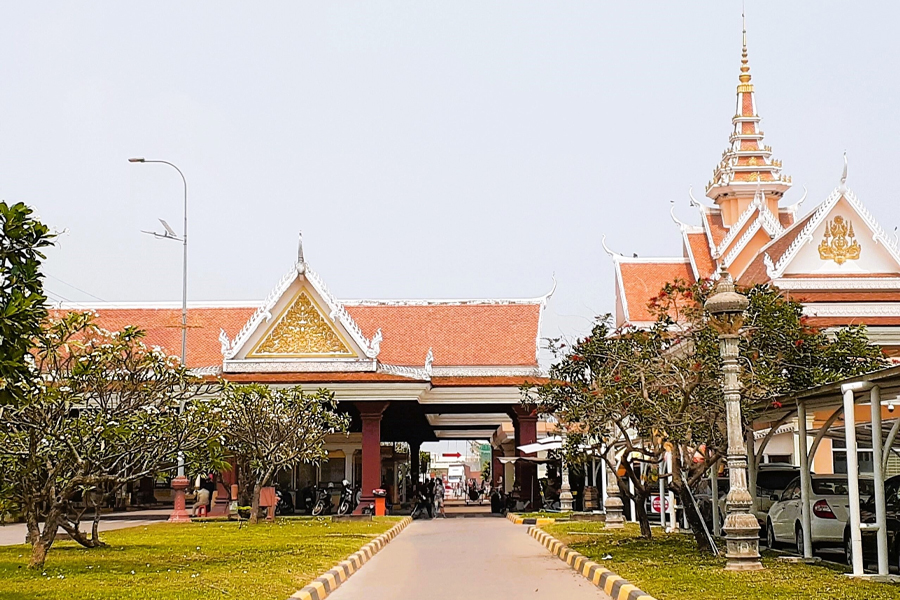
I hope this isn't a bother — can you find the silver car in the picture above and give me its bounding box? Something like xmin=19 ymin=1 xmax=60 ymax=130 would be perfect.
xmin=766 ymin=474 xmax=875 ymax=553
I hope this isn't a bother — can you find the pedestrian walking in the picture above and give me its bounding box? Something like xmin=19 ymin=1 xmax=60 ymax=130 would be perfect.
xmin=434 ymin=476 xmax=447 ymax=518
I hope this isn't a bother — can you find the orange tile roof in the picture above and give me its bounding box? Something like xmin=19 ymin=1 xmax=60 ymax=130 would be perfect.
xmin=685 ymin=232 xmax=717 ymax=279
xmin=57 ymin=301 xmax=542 ymax=369
xmin=52 ymin=306 xmax=256 ymax=369
xmin=703 ymin=211 xmax=728 ymax=247
xmin=778 ymin=211 xmax=795 ymax=228
xmin=618 ymin=261 xmax=696 ymax=323
xmin=740 ymin=211 xmax=816 ymax=286
xmin=345 ymin=303 xmax=541 ymax=367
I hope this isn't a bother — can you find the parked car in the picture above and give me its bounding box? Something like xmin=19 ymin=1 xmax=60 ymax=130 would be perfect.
xmin=766 ymin=474 xmax=875 ymax=553
xmin=695 ymin=465 xmax=798 ymax=534
xmin=846 ymin=474 xmax=900 ymax=569
xmin=753 ymin=464 xmax=801 ymax=529
xmin=696 ymin=476 xmax=729 ymax=531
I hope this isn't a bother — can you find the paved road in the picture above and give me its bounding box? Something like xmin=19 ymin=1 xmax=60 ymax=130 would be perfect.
xmin=327 ymin=517 xmax=611 ymax=599
xmin=0 ymin=509 xmax=171 ymax=546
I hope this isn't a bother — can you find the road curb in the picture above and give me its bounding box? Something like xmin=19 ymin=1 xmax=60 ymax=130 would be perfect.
xmin=505 ymin=512 xmax=556 ymax=526
xmin=527 ymin=526 xmax=657 ymax=600
xmin=287 ymin=517 xmax=413 ymax=600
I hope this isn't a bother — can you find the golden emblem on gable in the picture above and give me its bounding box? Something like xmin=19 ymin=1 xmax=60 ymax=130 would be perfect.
xmin=818 ymin=216 xmax=861 ymax=265
xmin=249 ymin=291 xmax=354 ymax=357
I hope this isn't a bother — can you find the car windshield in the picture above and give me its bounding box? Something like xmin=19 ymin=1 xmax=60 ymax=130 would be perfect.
xmin=757 ymin=470 xmax=799 ymax=494
xmin=811 ymin=479 xmax=875 ymax=497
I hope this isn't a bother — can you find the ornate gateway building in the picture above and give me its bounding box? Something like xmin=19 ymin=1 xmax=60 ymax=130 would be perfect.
xmin=606 ymin=27 xmax=900 ymax=356
xmin=66 ymin=248 xmax=552 ymax=513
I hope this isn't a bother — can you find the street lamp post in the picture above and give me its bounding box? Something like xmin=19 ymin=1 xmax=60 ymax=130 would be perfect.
xmin=129 ymin=158 xmax=189 ymax=366
xmin=704 ymin=268 xmax=762 ymax=571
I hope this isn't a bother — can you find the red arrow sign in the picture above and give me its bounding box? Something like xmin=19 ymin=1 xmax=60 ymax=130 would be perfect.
xmin=442 ymin=453 xmax=461 ymax=458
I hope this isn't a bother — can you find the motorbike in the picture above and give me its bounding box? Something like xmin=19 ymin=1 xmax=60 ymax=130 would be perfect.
xmin=311 ymin=483 xmax=335 ymax=516
xmin=410 ymin=488 xmax=432 ymax=520
xmin=337 ymin=480 xmax=356 ymax=515
xmin=275 ymin=488 xmax=295 ymax=516
xmin=297 ymin=484 xmax=317 ymax=515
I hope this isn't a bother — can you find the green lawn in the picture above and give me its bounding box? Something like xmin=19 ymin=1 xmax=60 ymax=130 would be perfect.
xmin=543 ymin=522 xmax=900 ymax=600
xmin=0 ymin=517 xmax=399 ymax=600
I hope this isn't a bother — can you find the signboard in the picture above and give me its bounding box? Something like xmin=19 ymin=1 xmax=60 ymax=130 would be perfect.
xmin=447 ymin=465 xmax=465 ymax=482
xmin=651 ymin=495 xmax=670 ymax=514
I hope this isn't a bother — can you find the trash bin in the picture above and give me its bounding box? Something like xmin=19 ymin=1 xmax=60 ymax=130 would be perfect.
xmin=373 ymin=488 xmax=387 ymax=516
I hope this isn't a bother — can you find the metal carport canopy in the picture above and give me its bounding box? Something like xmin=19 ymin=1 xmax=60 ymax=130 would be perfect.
xmin=751 ymin=364 xmax=900 ymax=578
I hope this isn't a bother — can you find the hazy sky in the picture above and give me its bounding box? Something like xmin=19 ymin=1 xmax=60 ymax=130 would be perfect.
xmin=3 ymin=2 xmax=899 ymax=358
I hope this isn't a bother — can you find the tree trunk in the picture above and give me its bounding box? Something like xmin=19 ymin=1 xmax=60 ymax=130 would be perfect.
xmin=29 ymin=537 xmax=51 ymax=569
xmin=28 ymin=511 xmax=60 ymax=569
xmin=249 ymin=482 xmax=262 ymax=524
xmin=632 ymin=489 xmax=653 ymax=539
xmin=676 ymin=483 xmax=712 ymax=553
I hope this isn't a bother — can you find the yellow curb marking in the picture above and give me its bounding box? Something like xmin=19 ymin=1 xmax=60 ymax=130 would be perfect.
xmin=591 ymin=568 xmax=608 ymax=585
xmin=322 ymin=571 xmax=338 ymax=589
xmin=291 ymin=591 xmax=314 ymax=600
xmin=603 ymin=575 xmax=622 ymax=595
xmin=617 ymin=583 xmax=638 ymax=600
xmin=309 ymin=580 xmax=327 ymax=597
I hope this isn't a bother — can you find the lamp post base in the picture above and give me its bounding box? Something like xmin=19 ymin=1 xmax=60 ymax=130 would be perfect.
xmin=168 ymin=475 xmax=192 ymax=523
xmin=723 ymin=514 xmax=763 ymax=571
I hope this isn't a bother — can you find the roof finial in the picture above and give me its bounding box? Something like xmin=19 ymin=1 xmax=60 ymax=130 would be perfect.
xmin=739 ymin=6 xmax=752 ymax=84
xmin=841 ymin=151 xmax=848 ymax=186
xmin=297 ymin=231 xmax=305 ymax=271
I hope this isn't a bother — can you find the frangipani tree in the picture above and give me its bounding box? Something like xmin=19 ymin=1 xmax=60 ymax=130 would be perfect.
xmin=219 ymin=383 xmax=349 ymax=524
xmin=529 ymin=279 xmax=886 ymax=550
xmin=0 ymin=312 xmax=224 ymax=568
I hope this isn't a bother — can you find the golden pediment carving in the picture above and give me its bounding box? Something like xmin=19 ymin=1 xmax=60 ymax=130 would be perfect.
xmin=818 ymin=216 xmax=861 ymax=265
xmin=249 ymin=290 xmax=354 ymax=357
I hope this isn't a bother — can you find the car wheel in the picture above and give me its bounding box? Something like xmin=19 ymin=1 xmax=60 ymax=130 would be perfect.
xmin=795 ymin=524 xmax=805 ymax=556
xmin=766 ymin=521 xmax=777 ymax=550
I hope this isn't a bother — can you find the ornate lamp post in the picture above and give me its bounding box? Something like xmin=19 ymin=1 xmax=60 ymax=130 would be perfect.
xmin=705 ymin=269 xmax=762 ymax=571
xmin=558 ymin=430 xmax=573 ymax=511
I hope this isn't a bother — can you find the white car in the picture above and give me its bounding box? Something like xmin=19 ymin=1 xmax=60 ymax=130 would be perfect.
xmin=766 ymin=474 xmax=875 ymax=553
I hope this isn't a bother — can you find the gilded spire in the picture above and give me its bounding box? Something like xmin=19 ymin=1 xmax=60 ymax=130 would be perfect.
xmin=738 ymin=11 xmax=752 ymax=89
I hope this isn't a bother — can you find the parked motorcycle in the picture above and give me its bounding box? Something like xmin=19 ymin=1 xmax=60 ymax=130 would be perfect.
xmin=275 ymin=487 xmax=295 ymax=516
xmin=410 ymin=487 xmax=432 ymax=520
xmin=311 ymin=483 xmax=335 ymax=516
xmin=297 ymin=484 xmax=317 ymax=515
xmin=337 ymin=480 xmax=356 ymax=515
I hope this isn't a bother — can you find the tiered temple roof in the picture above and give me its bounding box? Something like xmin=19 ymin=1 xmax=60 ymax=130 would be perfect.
xmin=609 ymin=22 xmax=900 ymax=355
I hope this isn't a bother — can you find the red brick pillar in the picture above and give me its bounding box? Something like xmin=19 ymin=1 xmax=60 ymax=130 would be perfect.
xmin=491 ymin=446 xmax=503 ymax=487
xmin=168 ymin=475 xmax=191 ymax=523
xmin=512 ymin=406 xmax=541 ymax=510
xmin=354 ymin=402 xmax=389 ymax=514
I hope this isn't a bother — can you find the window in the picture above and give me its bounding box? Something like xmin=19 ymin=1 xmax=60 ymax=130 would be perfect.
xmin=832 ymin=439 xmax=874 ymax=475
xmin=811 ymin=478 xmax=875 ymax=497
xmin=781 ymin=479 xmax=801 ymax=501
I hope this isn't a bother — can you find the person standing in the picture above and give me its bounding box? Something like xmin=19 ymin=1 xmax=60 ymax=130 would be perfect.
xmin=434 ymin=477 xmax=447 ymax=518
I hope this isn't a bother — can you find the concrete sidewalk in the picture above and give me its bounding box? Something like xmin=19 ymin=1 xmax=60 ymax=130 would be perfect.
xmin=325 ymin=517 xmax=611 ymax=599
xmin=0 ymin=509 xmax=171 ymax=546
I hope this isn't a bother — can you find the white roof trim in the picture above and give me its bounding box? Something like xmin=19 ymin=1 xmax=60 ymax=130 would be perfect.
xmin=773 ymin=277 xmax=900 ymax=291
xmin=769 ymin=186 xmax=900 ymax=279
xmin=803 ymin=302 xmax=900 ymax=319
xmin=681 ymin=229 xmax=700 ymax=280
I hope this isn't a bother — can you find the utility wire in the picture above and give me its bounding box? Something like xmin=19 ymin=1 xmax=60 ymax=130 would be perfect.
xmin=45 ymin=274 xmax=106 ymax=302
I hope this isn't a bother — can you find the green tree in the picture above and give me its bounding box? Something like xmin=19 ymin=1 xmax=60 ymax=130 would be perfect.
xmin=528 ymin=279 xmax=886 ymax=550
xmin=219 ymin=384 xmax=349 ymax=524
xmin=0 ymin=201 xmax=54 ymax=405
xmin=0 ymin=312 xmax=223 ymax=568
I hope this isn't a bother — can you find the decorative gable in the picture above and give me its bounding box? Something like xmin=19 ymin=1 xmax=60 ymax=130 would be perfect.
xmin=768 ymin=187 xmax=900 ymax=279
xmin=222 ymin=258 xmax=381 ymax=368
xmin=248 ymin=290 xmax=355 ymax=358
